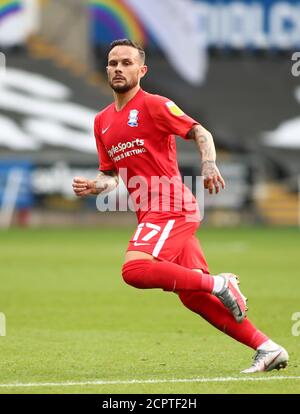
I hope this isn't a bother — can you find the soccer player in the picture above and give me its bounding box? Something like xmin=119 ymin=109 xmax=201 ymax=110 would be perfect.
xmin=72 ymin=39 xmax=288 ymax=373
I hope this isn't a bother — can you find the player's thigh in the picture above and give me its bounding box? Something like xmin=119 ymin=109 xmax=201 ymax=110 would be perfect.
xmin=174 ymin=235 xmax=210 ymax=274
xmin=124 ymin=250 xmax=157 ymax=263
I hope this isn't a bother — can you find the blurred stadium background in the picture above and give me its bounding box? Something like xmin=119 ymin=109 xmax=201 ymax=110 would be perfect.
xmin=1 ymin=0 xmax=300 ymax=228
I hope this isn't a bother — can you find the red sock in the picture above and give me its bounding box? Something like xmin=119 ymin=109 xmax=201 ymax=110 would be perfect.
xmin=122 ymin=259 xmax=214 ymax=293
xmin=179 ymin=291 xmax=269 ymax=350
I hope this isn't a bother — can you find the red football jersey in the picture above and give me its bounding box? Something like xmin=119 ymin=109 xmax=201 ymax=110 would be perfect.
xmin=94 ymin=88 xmax=200 ymax=222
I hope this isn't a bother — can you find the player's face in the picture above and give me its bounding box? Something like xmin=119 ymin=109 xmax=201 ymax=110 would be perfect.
xmin=107 ymin=46 xmax=147 ymax=93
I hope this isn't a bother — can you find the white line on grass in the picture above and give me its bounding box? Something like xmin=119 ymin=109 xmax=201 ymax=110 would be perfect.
xmin=0 ymin=376 xmax=299 ymax=388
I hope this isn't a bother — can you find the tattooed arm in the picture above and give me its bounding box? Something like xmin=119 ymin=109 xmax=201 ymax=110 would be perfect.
xmin=187 ymin=124 xmax=225 ymax=194
xmin=72 ymin=170 xmax=118 ymax=197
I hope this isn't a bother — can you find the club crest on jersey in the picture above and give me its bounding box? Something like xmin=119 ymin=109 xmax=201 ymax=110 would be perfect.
xmin=128 ymin=109 xmax=139 ymax=127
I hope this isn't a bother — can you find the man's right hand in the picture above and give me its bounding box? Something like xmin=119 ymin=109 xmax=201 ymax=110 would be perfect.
xmin=72 ymin=177 xmax=97 ymax=197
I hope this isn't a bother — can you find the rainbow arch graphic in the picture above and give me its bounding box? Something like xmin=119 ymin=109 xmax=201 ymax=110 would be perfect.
xmin=89 ymin=0 xmax=147 ymax=45
xmin=0 ymin=0 xmax=22 ymax=21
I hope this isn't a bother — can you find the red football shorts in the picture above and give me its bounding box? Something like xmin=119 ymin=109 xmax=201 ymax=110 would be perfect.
xmin=126 ymin=215 xmax=210 ymax=273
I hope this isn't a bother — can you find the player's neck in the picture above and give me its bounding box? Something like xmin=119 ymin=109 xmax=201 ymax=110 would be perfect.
xmin=113 ymin=85 xmax=141 ymax=112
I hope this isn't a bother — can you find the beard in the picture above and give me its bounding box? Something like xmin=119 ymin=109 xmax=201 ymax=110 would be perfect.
xmin=109 ymin=77 xmax=138 ymax=94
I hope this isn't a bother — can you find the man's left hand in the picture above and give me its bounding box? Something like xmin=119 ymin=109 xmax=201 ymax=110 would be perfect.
xmin=201 ymin=161 xmax=226 ymax=194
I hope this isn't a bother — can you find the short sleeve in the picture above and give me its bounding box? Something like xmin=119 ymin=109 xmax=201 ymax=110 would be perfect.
xmin=94 ymin=115 xmax=116 ymax=171
xmin=145 ymin=94 xmax=200 ymax=139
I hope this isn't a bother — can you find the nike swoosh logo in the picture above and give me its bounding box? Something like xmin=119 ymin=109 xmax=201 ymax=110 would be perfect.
xmin=102 ymin=125 xmax=110 ymax=134
xmin=264 ymin=350 xmax=282 ymax=370
xmin=133 ymin=242 xmax=150 ymax=246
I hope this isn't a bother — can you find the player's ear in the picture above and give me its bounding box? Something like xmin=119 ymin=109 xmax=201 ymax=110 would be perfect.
xmin=140 ymin=65 xmax=148 ymax=79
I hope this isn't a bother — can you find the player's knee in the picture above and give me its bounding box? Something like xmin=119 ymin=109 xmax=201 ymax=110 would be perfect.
xmin=178 ymin=291 xmax=193 ymax=307
xmin=121 ymin=259 xmax=152 ymax=289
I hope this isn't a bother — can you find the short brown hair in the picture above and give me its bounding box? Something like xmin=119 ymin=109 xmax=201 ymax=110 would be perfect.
xmin=109 ymin=39 xmax=146 ymax=64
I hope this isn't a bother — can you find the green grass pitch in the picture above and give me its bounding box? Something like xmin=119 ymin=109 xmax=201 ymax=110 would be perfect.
xmin=0 ymin=226 xmax=299 ymax=394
